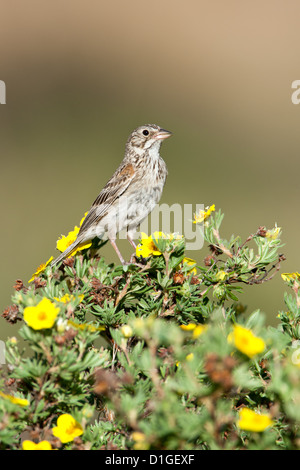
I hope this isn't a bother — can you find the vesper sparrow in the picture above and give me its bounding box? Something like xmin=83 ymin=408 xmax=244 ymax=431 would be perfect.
xmin=51 ymin=124 xmax=172 ymax=266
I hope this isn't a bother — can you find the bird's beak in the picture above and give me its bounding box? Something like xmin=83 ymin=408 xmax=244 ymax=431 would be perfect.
xmin=155 ymin=128 xmax=172 ymax=140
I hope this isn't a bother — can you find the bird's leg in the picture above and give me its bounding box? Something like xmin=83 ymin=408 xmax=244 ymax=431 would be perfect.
xmin=110 ymin=235 xmax=144 ymax=267
xmin=109 ymin=238 xmax=126 ymax=265
xmin=127 ymin=233 xmax=137 ymax=250
xmin=127 ymin=233 xmax=139 ymax=263
xmin=127 ymin=234 xmax=147 ymax=267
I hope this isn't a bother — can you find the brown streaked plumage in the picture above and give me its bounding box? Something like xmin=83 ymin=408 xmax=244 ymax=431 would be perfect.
xmin=51 ymin=124 xmax=171 ymax=266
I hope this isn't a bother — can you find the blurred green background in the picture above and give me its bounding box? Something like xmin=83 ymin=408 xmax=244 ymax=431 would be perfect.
xmin=1 ymin=0 xmax=300 ymax=341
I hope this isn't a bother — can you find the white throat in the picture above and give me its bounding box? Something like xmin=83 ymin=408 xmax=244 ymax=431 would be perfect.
xmin=145 ymin=140 xmax=161 ymax=159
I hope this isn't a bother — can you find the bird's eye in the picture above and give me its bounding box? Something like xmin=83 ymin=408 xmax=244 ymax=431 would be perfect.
xmin=142 ymin=129 xmax=149 ymax=136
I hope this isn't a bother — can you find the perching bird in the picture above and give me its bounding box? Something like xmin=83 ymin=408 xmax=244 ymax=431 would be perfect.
xmin=51 ymin=124 xmax=172 ymax=266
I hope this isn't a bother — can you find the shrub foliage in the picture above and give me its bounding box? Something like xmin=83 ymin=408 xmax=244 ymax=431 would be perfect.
xmin=1 ymin=209 xmax=300 ymax=450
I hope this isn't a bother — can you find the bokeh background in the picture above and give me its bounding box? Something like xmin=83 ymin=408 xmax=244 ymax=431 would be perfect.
xmin=1 ymin=0 xmax=300 ymax=340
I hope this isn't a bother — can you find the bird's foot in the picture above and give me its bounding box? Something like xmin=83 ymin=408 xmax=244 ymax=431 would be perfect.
xmin=121 ymin=254 xmax=147 ymax=268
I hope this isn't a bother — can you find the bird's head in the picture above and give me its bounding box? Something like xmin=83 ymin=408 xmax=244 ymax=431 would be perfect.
xmin=126 ymin=124 xmax=172 ymax=154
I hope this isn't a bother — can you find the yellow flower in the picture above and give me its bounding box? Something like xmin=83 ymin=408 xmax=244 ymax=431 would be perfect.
xmin=266 ymin=225 xmax=281 ymax=240
xmin=52 ymin=413 xmax=83 ymax=443
xmin=136 ymin=231 xmax=184 ymax=258
xmin=131 ymin=432 xmax=149 ymax=450
xmin=23 ymin=298 xmax=60 ymax=330
xmin=193 ymin=324 xmax=207 ymax=338
xmin=180 ymin=323 xmax=207 ymax=338
xmin=193 ymin=204 xmax=215 ymax=224
xmin=215 ymin=270 xmax=228 ymax=281
xmin=56 ymin=212 xmax=92 ymax=257
xmin=228 ymin=324 xmax=265 ymax=358
xmin=167 ymin=233 xmax=184 ymax=241
xmin=237 ymin=407 xmax=274 ymax=432
xmin=120 ymin=325 xmax=133 ymax=338
xmin=54 ymin=293 xmax=84 ymax=304
xmin=174 ymin=349 xmax=197 ymax=367
xmin=28 ymin=256 xmax=54 ymax=283
xmin=67 ymin=320 xmax=105 ymax=333
xmin=182 ymin=257 xmax=197 ymax=275
xmin=180 ymin=323 xmax=197 ymax=331
xmin=186 ymin=353 xmax=194 ymax=361
xmin=0 ymin=391 xmax=29 ymax=407
xmin=22 ymin=440 xmax=52 ymax=450
xmin=131 ymin=431 xmax=146 ymax=442
xmin=281 ymin=272 xmax=300 ymax=283
xmin=136 ymin=232 xmax=165 ymax=258
xmin=9 ymin=336 xmax=18 ymax=344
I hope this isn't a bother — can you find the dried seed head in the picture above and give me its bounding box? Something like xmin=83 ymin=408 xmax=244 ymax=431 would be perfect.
xmin=33 ymin=277 xmax=47 ymax=289
xmin=173 ymin=271 xmax=185 ymax=285
xmin=204 ymin=353 xmax=237 ymax=391
xmin=2 ymin=305 xmax=20 ymax=324
xmin=93 ymin=368 xmax=120 ymax=396
xmin=208 ymin=244 xmax=223 ymax=256
xmin=63 ymin=257 xmax=75 ymax=268
xmin=204 ymin=255 xmax=214 ymax=267
xmin=257 ymin=226 xmax=267 ymax=237
xmin=13 ymin=279 xmax=27 ymax=292
xmin=90 ymin=278 xmax=104 ymax=291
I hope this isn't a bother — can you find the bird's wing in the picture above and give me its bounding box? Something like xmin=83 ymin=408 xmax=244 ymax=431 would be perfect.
xmin=79 ymin=162 xmax=135 ymax=235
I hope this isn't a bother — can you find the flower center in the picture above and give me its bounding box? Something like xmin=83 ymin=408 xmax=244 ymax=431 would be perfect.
xmin=66 ymin=424 xmax=75 ymax=435
xmin=241 ymin=336 xmax=249 ymax=345
xmin=38 ymin=311 xmax=47 ymax=321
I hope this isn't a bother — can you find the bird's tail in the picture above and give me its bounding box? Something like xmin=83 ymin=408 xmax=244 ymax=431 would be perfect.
xmin=51 ymin=239 xmax=83 ymax=267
